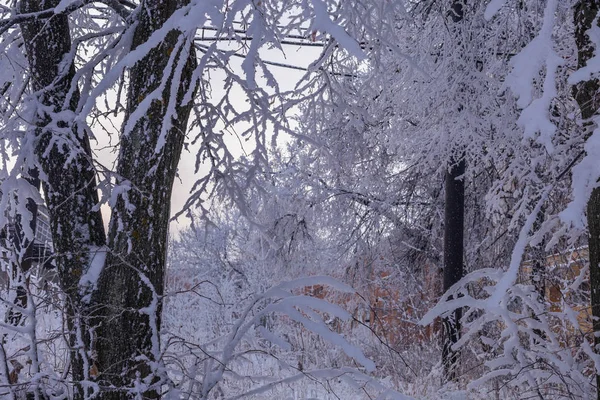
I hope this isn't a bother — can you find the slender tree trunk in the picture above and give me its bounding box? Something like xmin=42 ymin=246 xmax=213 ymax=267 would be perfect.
xmin=91 ymin=1 xmax=196 ymax=398
xmin=19 ymin=2 xmax=107 ymax=398
xmin=442 ymin=0 xmax=466 ymax=382
xmin=573 ymin=2 xmax=600 ymax=399
xmin=443 ymin=157 xmax=465 ymax=381
xmin=530 ymin=209 xmax=547 ymax=344
xmin=590 ymin=190 xmax=600 ymax=399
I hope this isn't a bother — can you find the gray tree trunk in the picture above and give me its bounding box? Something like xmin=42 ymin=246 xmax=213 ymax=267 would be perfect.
xmin=91 ymin=1 xmax=196 ymax=398
xmin=18 ymin=1 xmax=196 ymax=399
xmin=442 ymin=157 xmax=465 ymax=381
xmin=18 ymin=1 xmax=107 ymax=398
xmin=530 ymin=210 xmax=546 ymax=344
xmin=442 ymin=0 xmax=466 ymax=383
xmin=573 ymin=2 xmax=600 ymax=399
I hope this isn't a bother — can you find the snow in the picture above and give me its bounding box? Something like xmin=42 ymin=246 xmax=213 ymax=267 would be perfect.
xmin=484 ymin=0 xmax=506 ymax=20
xmin=256 ymin=325 xmax=292 ymax=350
xmin=505 ymin=0 xmax=561 ymax=154
xmin=309 ymin=0 xmax=366 ymax=61
xmin=78 ymin=245 xmax=108 ymax=302
xmin=54 ymin=0 xmax=74 ymax=14
xmin=487 ymin=188 xmax=550 ymax=308
xmin=4 ymin=0 xmax=600 ymax=398
xmin=568 ymin=15 xmax=600 ymax=85
xmin=268 ymin=275 xmax=355 ymax=294
xmin=561 ymin=120 xmax=600 ymax=227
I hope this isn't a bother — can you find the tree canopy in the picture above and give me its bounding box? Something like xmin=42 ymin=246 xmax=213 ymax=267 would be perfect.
xmin=1 ymin=0 xmax=600 ymax=399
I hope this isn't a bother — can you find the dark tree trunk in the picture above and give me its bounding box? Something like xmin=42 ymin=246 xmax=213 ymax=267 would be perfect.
xmin=442 ymin=0 xmax=466 ymax=382
xmin=573 ymin=2 xmax=600 ymax=399
xmin=91 ymin=1 xmax=196 ymax=398
xmin=442 ymin=157 xmax=465 ymax=381
xmin=18 ymin=0 xmax=197 ymax=397
xmin=18 ymin=1 xmax=107 ymax=398
xmin=590 ymin=189 xmax=600 ymax=400
xmin=531 ymin=209 xmax=546 ymax=344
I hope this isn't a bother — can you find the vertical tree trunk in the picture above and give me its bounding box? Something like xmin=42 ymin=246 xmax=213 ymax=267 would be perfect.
xmin=573 ymin=2 xmax=600 ymax=399
xmin=443 ymin=157 xmax=465 ymax=381
xmin=530 ymin=209 xmax=546 ymax=344
xmin=590 ymin=191 xmax=600 ymax=399
xmin=18 ymin=1 xmax=197 ymax=398
xmin=442 ymin=0 xmax=466 ymax=382
xmin=18 ymin=2 xmax=107 ymax=398
xmin=91 ymin=1 xmax=196 ymax=398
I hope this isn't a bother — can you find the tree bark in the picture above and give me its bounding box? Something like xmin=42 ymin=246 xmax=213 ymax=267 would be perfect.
xmin=18 ymin=1 xmax=107 ymax=398
xmin=442 ymin=0 xmax=466 ymax=382
xmin=442 ymin=157 xmax=465 ymax=381
xmin=18 ymin=1 xmax=197 ymax=398
xmin=91 ymin=1 xmax=196 ymax=398
xmin=573 ymin=2 xmax=600 ymax=399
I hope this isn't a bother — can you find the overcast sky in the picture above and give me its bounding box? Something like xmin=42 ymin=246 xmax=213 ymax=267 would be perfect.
xmin=92 ymin=42 xmax=321 ymax=236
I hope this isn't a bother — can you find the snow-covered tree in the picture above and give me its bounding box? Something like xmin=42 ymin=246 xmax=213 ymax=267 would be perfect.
xmin=287 ymin=0 xmax=600 ymax=397
xmin=0 ymin=0 xmax=390 ymax=398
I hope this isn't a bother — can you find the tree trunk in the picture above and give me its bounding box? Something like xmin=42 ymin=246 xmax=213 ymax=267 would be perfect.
xmin=590 ymin=190 xmax=600 ymax=400
xmin=442 ymin=0 xmax=466 ymax=383
xmin=18 ymin=1 xmax=107 ymax=398
xmin=91 ymin=1 xmax=196 ymax=398
xmin=529 ymin=208 xmax=547 ymax=344
xmin=19 ymin=1 xmax=197 ymax=398
xmin=442 ymin=157 xmax=465 ymax=381
xmin=573 ymin=2 xmax=600 ymax=399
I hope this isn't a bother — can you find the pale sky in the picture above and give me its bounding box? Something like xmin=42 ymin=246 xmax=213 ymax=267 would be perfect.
xmin=92 ymin=42 xmax=321 ymax=235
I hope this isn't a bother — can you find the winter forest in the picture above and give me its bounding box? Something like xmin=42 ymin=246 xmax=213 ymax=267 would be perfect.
xmin=2 ymin=0 xmax=600 ymax=399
